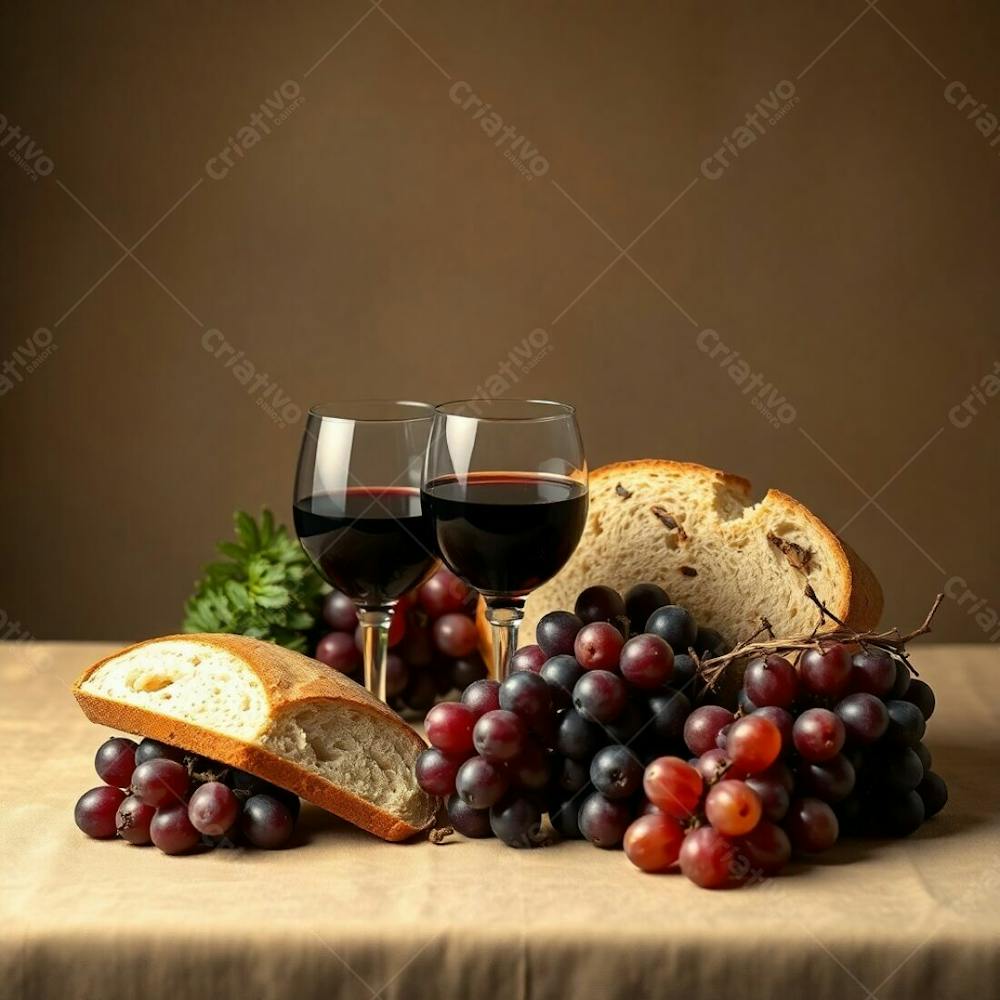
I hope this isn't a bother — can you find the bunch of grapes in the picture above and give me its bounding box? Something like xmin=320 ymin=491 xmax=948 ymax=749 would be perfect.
xmin=74 ymin=736 xmax=300 ymax=854
xmin=314 ymin=568 xmax=487 ymax=712
xmin=414 ymin=583 xmax=730 ymax=848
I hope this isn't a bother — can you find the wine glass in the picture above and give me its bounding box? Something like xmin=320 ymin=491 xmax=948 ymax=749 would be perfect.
xmin=293 ymin=401 xmax=440 ymax=701
xmin=422 ymin=399 xmax=587 ymax=681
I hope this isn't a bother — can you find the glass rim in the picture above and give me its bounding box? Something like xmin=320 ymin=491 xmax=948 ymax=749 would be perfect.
xmin=307 ymin=400 xmax=435 ymax=424
xmin=433 ymin=398 xmax=577 ymax=423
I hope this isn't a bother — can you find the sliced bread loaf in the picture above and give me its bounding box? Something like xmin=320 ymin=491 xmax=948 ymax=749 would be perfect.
xmin=72 ymin=633 xmax=437 ymax=841
xmin=516 ymin=460 xmax=882 ymax=650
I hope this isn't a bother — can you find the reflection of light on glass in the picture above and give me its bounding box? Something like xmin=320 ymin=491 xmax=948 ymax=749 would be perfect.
xmin=312 ymin=419 xmax=355 ymax=506
xmin=445 ymin=415 xmax=479 ymax=482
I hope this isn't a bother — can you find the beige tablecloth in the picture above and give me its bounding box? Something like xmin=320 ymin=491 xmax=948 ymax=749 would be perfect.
xmin=2 ymin=641 xmax=999 ymax=1000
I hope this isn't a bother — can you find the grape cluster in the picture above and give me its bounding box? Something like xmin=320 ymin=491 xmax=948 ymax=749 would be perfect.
xmin=415 ymin=584 xmax=731 ymax=848
xmin=74 ymin=736 xmax=300 ymax=854
xmin=315 ymin=568 xmax=487 ymax=712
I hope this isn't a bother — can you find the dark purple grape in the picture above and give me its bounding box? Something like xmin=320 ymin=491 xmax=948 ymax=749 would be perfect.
xmin=903 ymin=679 xmax=935 ymax=721
xmin=489 ymin=795 xmax=542 ymax=847
xmin=450 ymin=654 xmax=487 ymax=691
xmin=574 ymin=586 xmax=626 ymax=627
xmin=743 ymin=655 xmax=798 ymax=708
xmin=624 ymin=583 xmax=670 ymax=634
xmin=557 ymin=755 xmax=591 ymax=794
xmin=461 ymin=679 xmax=501 ymax=720
xmin=578 ymin=792 xmax=632 ymax=848
xmin=695 ymin=626 xmax=728 ymax=658
xmin=850 ymin=649 xmax=895 ymax=697
xmin=917 ymin=771 xmax=947 ymax=818
xmin=540 ymin=655 xmax=584 ymax=709
xmin=432 ymin=613 xmax=478 ymax=658
xmin=508 ymin=743 xmax=551 ymax=791
xmin=386 ymin=652 xmax=409 ymax=697
xmin=914 ymin=742 xmax=932 ymax=774
xmin=572 ymin=670 xmax=627 ymax=724
xmin=744 ymin=775 xmax=790 ymax=822
xmin=94 ymin=737 xmax=138 ymax=788
xmin=241 ymin=794 xmax=295 ymax=849
xmin=737 ymin=688 xmax=758 ymax=714
xmin=115 ymin=794 xmax=155 ymax=845
xmin=799 ymin=643 xmax=852 ymax=698
xmin=402 ymin=669 xmax=437 ymax=711
xmin=499 ymin=670 xmax=553 ymax=724
xmin=605 ymin=700 xmax=647 ymax=745
xmin=619 ymin=634 xmax=674 ymax=689
xmin=785 ymin=797 xmax=839 ymax=853
xmin=836 ymin=693 xmax=889 ymax=745
xmin=473 ymin=710 xmax=527 ymax=762
xmin=647 ymin=689 xmax=691 ymax=745
xmin=644 ymin=605 xmax=697 ymax=651
xmin=456 ymin=756 xmax=509 ymax=808
xmin=226 ymin=771 xmax=300 ymax=819
xmin=670 ymin=653 xmax=698 ymax=690
xmin=315 ymin=631 xmax=361 ymax=674
xmin=188 ymin=781 xmax=240 ymax=836
xmin=414 ymin=747 xmax=463 ymax=796
xmin=75 ymin=786 xmax=127 ymax=839
xmin=797 ymin=754 xmax=855 ymax=803
xmin=683 ymin=705 xmax=734 ymax=756
xmin=511 ymin=644 xmax=547 ymax=674
xmin=536 ymin=611 xmax=584 ymax=657
xmin=884 ymin=700 xmax=926 ymax=748
xmin=150 ymin=804 xmax=202 ymax=854
xmin=396 ymin=621 xmax=435 ymax=668
xmin=555 ymin=709 xmax=603 ymax=760
xmin=131 ymin=759 xmax=189 ymax=809
xmin=446 ymin=794 xmax=493 ymax=838
xmin=134 ymin=738 xmax=186 ymax=766
xmin=549 ymin=796 xmax=583 ymax=839
xmin=889 ymin=658 xmax=912 ymax=698
xmin=881 ymin=790 xmax=925 ymax=836
xmin=322 ymin=589 xmax=359 ymax=630
xmin=878 ymin=747 xmax=924 ymax=792
xmin=793 ymin=708 xmax=845 ymax=763
xmin=589 ymin=745 xmax=643 ymax=800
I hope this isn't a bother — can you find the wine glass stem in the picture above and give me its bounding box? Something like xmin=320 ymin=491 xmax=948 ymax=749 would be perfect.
xmin=485 ymin=605 xmax=523 ymax=682
xmin=358 ymin=608 xmax=391 ymax=702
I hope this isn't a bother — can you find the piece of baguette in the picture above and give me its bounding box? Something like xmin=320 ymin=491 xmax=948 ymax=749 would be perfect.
xmin=72 ymin=633 xmax=437 ymax=841
xmin=510 ymin=459 xmax=882 ymax=652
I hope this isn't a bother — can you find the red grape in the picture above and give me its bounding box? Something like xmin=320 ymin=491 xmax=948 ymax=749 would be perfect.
xmin=785 ymin=797 xmax=839 ymax=853
xmin=432 ymin=613 xmax=478 ymax=658
xmin=793 ymin=709 xmax=846 ymax=763
xmin=572 ymin=670 xmax=627 ymax=724
xmin=643 ymin=756 xmax=703 ymax=819
xmin=692 ymin=748 xmax=729 ymax=784
xmin=624 ymin=813 xmax=684 ymax=872
xmin=511 ymin=644 xmax=547 ymax=673
xmin=705 ymin=780 xmax=762 ymax=836
xmin=386 ymin=652 xmax=409 ymax=697
xmin=743 ymin=774 xmax=790 ymax=823
xmin=460 ymin=679 xmax=501 ymax=720
xmin=446 ymin=794 xmax=493 ymax=838
xmin=797 ymin=754 xmax=855 ymax=803
xmin=743 ymin=654 xmax=798 ymax=708
xmin=418 ymin=568 xmax=470 ymax=617
xmin=473 ymin=710 xmax=527 ymax=762
xmin=134 ymin=738 xmax=186 ymax=766
xmin=115 ymin=794 xmax=156 ymax=845
xmin=574 ymin=622 xmax=624 ymax=671
xmin=150 ymin=804 xmax=201 ymax=854
xmin=94 ymin=737 xmax=138 ymax=788
xmin=425 ymin=701 xmax=476 ymax=756
xmin=188 ymin=781 xmax=240 ymax=836
xmin=414 ymin=746 xmax=463 ymax=796
xmin=850 ymin=649 xmax=896 ymax=696
xmin=751 ymin=706 xmax=794 ymax=753
xmin=322 ymin=590 xmax=358 ymax=631
xmin=535 ymin=611 xmax=584 ymax=657
xmin=131 ymin=759 xmax=189 ymax=809
xmin=455 ymin=756 xmax=509 ymax=808
xmin=241 ymin=794 xmax=295 ymax=849
xmin=683 ymin=705 xmax=734 ymax=756
xmin=507 ymin=743 xmax=550 ymax=791
xmin=578 ymin=792 xmax=632 ymax=849
xmin=799 ymin=643 xmax=852 ymax=698
xmin=353 ymin=612 xmax=406 ymax=653
xmin=725 ymin=715 xmax=782 ymax=774
xmin=739 ymin=820 xmax=791 ymax=875
xmin=619 ymin=634 xmax=674 ymax=689
xmin=315 ymin=631 xmax=362 ymax=674
xmin=836 ymin=693 xmax=889 ymax=744
xmin=74 ymin=786 xmax=127 ymax=839
xmin=679 ymin=825 xmax=735 ymax=888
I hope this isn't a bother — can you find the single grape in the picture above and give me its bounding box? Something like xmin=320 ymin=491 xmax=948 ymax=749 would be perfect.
xmin=590 ymin=745 xmax=643 ymax=800
xmin=737 ymin=689 xmax=758 ymax=714
xmin=322 ymin=589 xmax=358 ymax=630
xmin=643 ymin=756 xmax=703 ymax=819
xmin=692 ymin=748 xmax=729 ymax=784
xmin=797 ymin=754 xmax=855 ymax=803
xmin=578 ymin=792 xmax=632 ymax=849
xmin=889 ymin=658 xmax=912 ymax=698
xmin=226 ymin=771 xmax=300 ymax=819
xmin=914 ymin=742 xmax=932 ymax=774
xmin=683 ymin=705 xmax=734 ymax=756
xmin=384 ymin=652 xmax=409 ymax=698
xmin=705 ymin=780 xmax=762 ymax=837
xmin=884 ymin=700 xmax=926 ymax=747
xmin=836 ymin=692 xmax=889 ymax=745
xmin=540 ymin=654 xmax=584 ymax=709
xmin=744 ymin=774 xmax=790 ymax=822
xmin=450 ymin=654 xmax=487 ymax=691
xmin=557 ymin=755 xmax=591 ymax=794
xmin=536 ymin=611 xmax=584 ymax=657
xmin=555 ymin=709 xmax=603 ymax=760
xmin=715 ymin=723 xmax=732 ymax=751
xmin=150 ymin=804 xmax=202 ymax=854
xmin=739 ymin=820 xmax=791 ymax=876
xmin=624 ymin=813 xmax=684 ymax=872
xmin=549 ymin=796 xmax=583 ymax=839
xmin=94 ymin=737 xmax=138 ymax=788
xmin=74 ymin=786 xmax=127 ymax=839
xmin=461 ymin=679 xmax=501 ymax=720
xmin=619 ymin=634 xmax=674 ymax=689
xmin=645 ymin=605 xmax=697 ymax=651
xmin=793 ymin=708 xmax=845 ymax=763
xmin=751 ymin=706 xmax=794 ymax=754
xmin=188 ymin=781 xmax=240 ymax=836
xmin=878 ymin=747 xmax=924 ymax=792
xmin=756 ymin=760 xmax=795 ymax=792
xmin=572 ymin=670 xmax=627 ymax=724
xmin=881 ymin=790 xmax=925 ymax=836
xmin=743 ymin=655 xmax=798 ymax=708
xmin=473 ymin=710 xmax=527 ymax=763
xmin=115 ymin=794 xmax=155 ymax=845
xmin=647 ymin=689 xmax=691 ymax=745
xmin=414 ymin=747 xmax=463 ymax=796
xmin=511 ymin=644 xmax=547 ymax=674
xmin=695 ymin=626 xmax=729 ymax=658
xmin=726 ymin=715 xmax=782 ymax=774
xmin=418 ymin=568 xmax=470 ymax=617
xmin=432 ymin=613 xmax=478 ymax=658
xmin=425 ymin=702 xmax=476 ymax=756
xmin=446 ymin=794 xmax=493 ymax=838
xmin=499 ymin=670 xmax=553 ymax=724
xmin=315 ymin=631 xmax=362 ymax=674
xmin=455 ymin=756 xmax=509 ymax=808
xmin=624 ymin=583 xmax=671 ymax=635
xmin=669 ymin=653 xmax=698 ymax=691
xmin=799 ymin=643 xmax=852 ymax=698
xmin=134 ymin=738 xmax=186 ymax=766
xmin=131 ymin=759 xmax=189 ymax=809
xmin=850 ymin=649 xmax=896 ymax=697
xmin=679 ymin=825 xmax=734 ymax=888
xmin=785 ymin=797 xmax=839 ymax=853
xmin=490 ymin=795 xmax=542 ymax=848
xmin=574 ymin=622 xmax=625 ymax=671
xmin=574 ymin=586 xmax=627 ymax=627
xmin=240 ymin=794 xmax=295 ymax=849
xmin=903 ymin=679 xmax=936 ymax=721
xmin=508 ymin=743 xmax=551 ymax=791
xmin=917 ymin=771 xmax=948 ymax=818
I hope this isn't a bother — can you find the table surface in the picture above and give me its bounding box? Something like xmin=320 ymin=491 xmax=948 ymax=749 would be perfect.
xmin=2 ymin=641 xmax=999 ymax=1000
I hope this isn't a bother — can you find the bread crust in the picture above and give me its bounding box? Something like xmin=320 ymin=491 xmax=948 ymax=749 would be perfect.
xmin=72 ymin=633 xmax=436 ymax=842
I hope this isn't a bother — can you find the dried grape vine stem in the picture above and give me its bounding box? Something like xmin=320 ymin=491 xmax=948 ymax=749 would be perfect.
xmin=694 ymin=589 xmax=945 ymax=692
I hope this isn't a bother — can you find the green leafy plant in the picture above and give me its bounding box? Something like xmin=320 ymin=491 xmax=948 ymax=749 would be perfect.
xmin=183 ymin=509 xmax=326 ymax=653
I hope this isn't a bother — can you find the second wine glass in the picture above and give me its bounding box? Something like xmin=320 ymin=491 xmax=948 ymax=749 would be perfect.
xmin=421 ymin=399 xmax=588 ymax=681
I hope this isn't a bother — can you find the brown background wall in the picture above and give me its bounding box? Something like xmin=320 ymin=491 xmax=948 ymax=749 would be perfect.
xmin=2 ymin=1 xmax=997 ymax=643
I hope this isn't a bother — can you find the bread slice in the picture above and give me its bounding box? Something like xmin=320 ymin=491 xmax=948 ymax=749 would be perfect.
xmin=72 ymin=633 xmax=437 ymax=841
xmin=514 ymin=460 xmax=882 ymax=651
